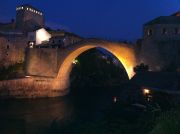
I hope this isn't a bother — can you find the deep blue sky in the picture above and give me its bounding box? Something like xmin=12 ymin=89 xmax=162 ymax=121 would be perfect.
xmin=0 ymin=0 xmax=180 ymax=40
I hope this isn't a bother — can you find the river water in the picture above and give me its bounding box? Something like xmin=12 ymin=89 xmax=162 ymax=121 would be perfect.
xmin=0 ymin=87 xmax=120 ymax=134
xmin=0 ymin=86 xmax=177 ymax=134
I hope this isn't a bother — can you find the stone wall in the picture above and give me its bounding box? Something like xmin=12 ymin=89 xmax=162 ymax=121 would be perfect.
xmin=0 ymin=37 xmax=25 ymax=67
xmin=140 ymin=39 xmax=180 ymax=71
xmin=16 ymin=6 xmax=44 ymax=30
xmin=141 ymin=22 xmax=180 ymax=71
xmin=143 ymin=24 xmax=180 ymax=41
xmin=0 ymin=78 xmax=68 ymax=98
xmin=25 ymin=48 xmax=58 ymax=77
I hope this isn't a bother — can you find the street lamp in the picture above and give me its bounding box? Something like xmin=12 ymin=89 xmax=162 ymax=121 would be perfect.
xmin=143 ymin=88 xmax=152 ymax=102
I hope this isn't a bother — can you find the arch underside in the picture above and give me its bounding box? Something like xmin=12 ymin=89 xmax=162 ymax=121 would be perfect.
xmin=52 ymin=41 xmax=137 ymax=91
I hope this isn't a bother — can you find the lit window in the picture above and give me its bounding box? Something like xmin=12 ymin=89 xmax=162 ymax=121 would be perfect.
xmin=27 ymin=8 xmax=29 ymax=10
xmin=22 ymin=7 xmax=23 ymax=9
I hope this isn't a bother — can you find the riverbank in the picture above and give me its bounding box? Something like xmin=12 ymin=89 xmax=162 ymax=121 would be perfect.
xmin=0 ymin=78 xmax=67 ymax=99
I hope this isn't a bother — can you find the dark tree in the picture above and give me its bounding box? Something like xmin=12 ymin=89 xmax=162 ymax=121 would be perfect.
xmin=133 ymin=63 xmax=149 ymax=74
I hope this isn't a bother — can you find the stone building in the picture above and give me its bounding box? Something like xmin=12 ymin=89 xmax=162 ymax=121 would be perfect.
xmin=0 ymin=4 xmax=82 ymax=67
xmin=16 ymin=4 xmax=44 ymax=32
xmin=48 ymin=30 xmax=82 ymax=47
xmin=0 ymin=4 xmax=45 ymax=67
xmin=28 ymin=29 xmax=82 ymax=48
xmin=139 ymin=12 xmax=180 ymax=71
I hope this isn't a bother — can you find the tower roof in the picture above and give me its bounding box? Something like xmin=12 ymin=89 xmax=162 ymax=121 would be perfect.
xmin=16 ymin=4 xmax=43 ymax=13
xmin=144 ymin=11 xmax=180 ymax=26
xmin=171 ymin=11 xmax=180 ymax=17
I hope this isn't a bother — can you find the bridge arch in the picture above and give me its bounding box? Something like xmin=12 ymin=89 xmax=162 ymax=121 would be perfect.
xmin=52 ymin=40 xmax=137 ymax=92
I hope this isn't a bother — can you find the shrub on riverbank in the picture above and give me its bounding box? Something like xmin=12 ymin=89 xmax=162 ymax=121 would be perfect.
xmin=149 ymin=110 xmax=180 ymax=134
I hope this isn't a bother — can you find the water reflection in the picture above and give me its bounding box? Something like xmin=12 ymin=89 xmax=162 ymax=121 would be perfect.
xmin=0 ymin=97 xmax=74 ymax=134
xmin=0 ymin=87 xmax=116 ymax=134
xmin=0 ymin=86 xmax=177 ymax=134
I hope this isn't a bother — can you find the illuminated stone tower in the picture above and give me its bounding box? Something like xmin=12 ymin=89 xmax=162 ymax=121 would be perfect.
xmin=16 ymin=4 xmax=44 ymax=31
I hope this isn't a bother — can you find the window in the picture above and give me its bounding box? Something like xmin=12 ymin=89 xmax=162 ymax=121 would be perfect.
xmin=147 ymin=29 xmax=152 ymax=36
xmin=162 ymin=28 xmax=167 ymax=35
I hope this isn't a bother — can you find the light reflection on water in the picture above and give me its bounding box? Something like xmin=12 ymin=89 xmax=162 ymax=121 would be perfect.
xmin=0 ymin=87 xmax=175 ymax=134
xmin=0 ymin=97 xmax=74 ymax=134
xmin=0 ymin=88 xmax=113 ymax=134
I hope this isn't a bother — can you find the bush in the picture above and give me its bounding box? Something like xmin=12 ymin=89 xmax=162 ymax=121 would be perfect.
xmin=149 ymin=110 xmax=180 ymax=134
xmin=134 ymin=63 xmax=149 ymax=74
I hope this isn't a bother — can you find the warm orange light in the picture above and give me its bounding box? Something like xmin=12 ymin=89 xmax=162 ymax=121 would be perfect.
xmin=55 ymin=41 xmax=137 ymax=92
xmin=143 ymin=89 xmax=150 ymax=95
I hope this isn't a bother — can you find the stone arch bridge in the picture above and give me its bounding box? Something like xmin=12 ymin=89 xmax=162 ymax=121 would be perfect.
xmin=25 ymin=39 xmax=137 ymax=97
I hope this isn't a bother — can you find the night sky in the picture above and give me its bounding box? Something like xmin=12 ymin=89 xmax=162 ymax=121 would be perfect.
xmin=0 ymin=0 xmax=180 ymax=40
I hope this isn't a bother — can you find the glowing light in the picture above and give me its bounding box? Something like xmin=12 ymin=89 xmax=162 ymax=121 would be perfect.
xmin=143 ymin=89 xmax=150 ymax=95
xmin=113 ymin=97 xmax=117 ymax=103
xmin=72 ymin=59 xmax=78 ymax=64
xmin=25 ymin=76 xmax=31 ymax=78
xmin=29 ymin=42 xmax=34 ymax=48
xmin=36 ymin=28 xmax=51 ymax=45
